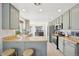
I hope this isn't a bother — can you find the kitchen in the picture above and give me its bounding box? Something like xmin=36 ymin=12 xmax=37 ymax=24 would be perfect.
xmin=0 ymin=3 xmax=47 ymax=56
xmin=48 ymin=4 xmax=79 ymax=56
xmin=0 ymin=3 xmax=79 ymax=56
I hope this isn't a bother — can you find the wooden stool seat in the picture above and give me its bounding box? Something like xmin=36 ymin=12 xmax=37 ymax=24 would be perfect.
xmin=1 ymin=48 xmax=16 ymax=56
xmin=23 ymin=48 xmax=35 ymax=56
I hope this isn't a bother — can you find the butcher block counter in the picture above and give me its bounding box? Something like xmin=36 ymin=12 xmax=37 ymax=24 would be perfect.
xmin=53 ymin=34 xmax=79 ymax=45
xmin=3 ymin=36 xmax=48 ymax=42
xmin=63 ymin=36 xmax=79 ymax=45
xmin=2 ymin=35 xmax=47 ymax=56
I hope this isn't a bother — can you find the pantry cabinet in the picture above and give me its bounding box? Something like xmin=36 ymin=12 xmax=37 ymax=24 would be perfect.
xmin=2 ymin=3 xmax=19 ymax=29
xmin=70 ymin=4 xmax=79 ymax=30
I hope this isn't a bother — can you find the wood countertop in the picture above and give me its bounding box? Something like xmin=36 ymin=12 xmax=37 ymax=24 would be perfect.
xmin=3 ymin=35 xmax=48 ymax=42
xmin=59 ymin=35 xmax=79 ymax=45
xmin=64 ymin=36 xmax=79 ymax=45
xmin=53 ymin=34 xmax=79 ymax=44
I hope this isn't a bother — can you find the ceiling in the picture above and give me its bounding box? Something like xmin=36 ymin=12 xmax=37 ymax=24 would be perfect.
xmin=12 ymin=3 xmax=77 ymax=25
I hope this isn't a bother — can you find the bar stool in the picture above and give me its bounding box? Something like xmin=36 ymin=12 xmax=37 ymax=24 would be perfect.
xmin=23 ymin=48 xmax=35 ymax=56
xmin=1 ymin=48 xmax=16 ymax=56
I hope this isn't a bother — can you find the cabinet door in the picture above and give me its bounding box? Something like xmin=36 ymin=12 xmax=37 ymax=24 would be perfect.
xmin=25 ymin=20 xmax=30 ymax=32
xmin=63 ymin=11 xmax=70 ymax=29
xmin=0 ymin=39 xmax=3 ymax=53
xmin=59 ymin=37 xmax=64 ymax=53
xmin=54 ymin=19 xmax=56 ymax=26
xmin=2 ymin=3 xmax=10 ymax=29
xmin=64 ymin=40 xmax=76 ymax=56
xmin=70 ymin=4 xmax=79 ymax=29
xmin=10 ymin=4 xmax=19 ymax=29
xmin=0 ymin=3 xmax=2 ymax=29
xmin=59 ymin=16 xmax=63 ymax=24
xmin=58 ymin=17 xmax=60 ymax=25
xmin=57 ymin=18 xmax=59 ymax=25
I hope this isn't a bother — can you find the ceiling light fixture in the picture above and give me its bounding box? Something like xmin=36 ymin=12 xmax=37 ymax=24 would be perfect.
xmin=34 ymin=3 xmax=41 ymax=6
xmin=39 ymin=9 xmax=43 ymax=12
xmin=22 ymin=9 xmax=26 ymax=12
xmin=58 ymin=9 xmax=62 ymax=12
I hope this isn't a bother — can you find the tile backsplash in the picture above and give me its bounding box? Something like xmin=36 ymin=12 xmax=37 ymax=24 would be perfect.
xmin=58 ymin=30 xmax=79 ymax=36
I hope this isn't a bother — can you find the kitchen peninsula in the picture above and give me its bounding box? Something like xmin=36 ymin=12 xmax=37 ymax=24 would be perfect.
xmin=2 ymin=36 xmax=47 ymax=56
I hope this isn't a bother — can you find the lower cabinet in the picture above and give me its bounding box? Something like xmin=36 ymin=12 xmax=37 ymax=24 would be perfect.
xmin=51 ymin=36 xmax=57 ymax=45
xmin=59 ymin=37 xmax=64 ymax=53
xmin=58 ymin=37 xmax=79 ymax=56
xmin=64 ymin=40 xmax=76 ymax=56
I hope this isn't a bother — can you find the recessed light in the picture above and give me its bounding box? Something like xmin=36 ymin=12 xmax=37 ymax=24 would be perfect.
xmin=22 ymin=9 xmax=26 ymax=12
xmin=39 ymin=9 xmax=43 ymax=12
xmin=58 ymin=9 xmax=62 ymax=12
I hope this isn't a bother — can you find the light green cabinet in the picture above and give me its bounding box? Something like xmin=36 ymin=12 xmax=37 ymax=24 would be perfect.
xmin=25 ymin=20 xmax=30 ymax=34
xmin=54 ymin=19 xmax=56 ymax=26
xmin=64 ymin=40 xmax=76 ymax=56
xmin=2 ymin=3 xmax=19 ymax=29
xmin=0 ymin=3 xmax=2 ymax=29
xmin=70 ymin=4 xmax=79 ymax=30
xmin=59 ymin=37 xmax=64 ymax=53
xmin=58 ymin=37 xmax=79 ymax=56
xmin=59 ymin=16 xmax=63 ymax=24
xmin=62 ymin=4 xmax=79 ymax=30
xmin=56 ymin=18 xmax=59 ymax=25
xmin=63 ymin=11 xmax=70 ymax=29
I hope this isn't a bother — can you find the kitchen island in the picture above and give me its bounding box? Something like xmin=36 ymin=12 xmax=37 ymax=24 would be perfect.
xmin=2 ymin=36 xmax=47 ymax=56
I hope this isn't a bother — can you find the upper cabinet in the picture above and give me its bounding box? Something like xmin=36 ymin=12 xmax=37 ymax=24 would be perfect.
xmin=54 ymin=19 xmax=57 ymax=26
xmin=59 ymin=16 xmax=63 ymax=25
xmin=25 ymin=20 xmax=30 ymax=33
xmin=63 ymin=11 xmax=70 ymax=29
xmin=56 ymin=18 xmax=59 ymax=25
xmin=0 ymin=3 xmax=2 ymax=29
xmin=70 ymin=4 xmax=79 ymax=30
xmin=2 ymin=3 xmax=19 ymax=29
xmin=48 ymin=4 xmax=79 ymax=30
